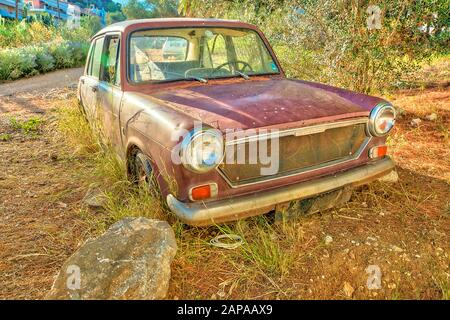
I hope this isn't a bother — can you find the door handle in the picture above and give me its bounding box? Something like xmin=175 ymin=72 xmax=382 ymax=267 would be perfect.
xmin=90 ymin=85 xmax=98 ymax=92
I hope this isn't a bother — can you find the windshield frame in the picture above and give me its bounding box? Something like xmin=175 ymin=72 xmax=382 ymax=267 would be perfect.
xmin=126 ymin=26 xmax=283 ymax=85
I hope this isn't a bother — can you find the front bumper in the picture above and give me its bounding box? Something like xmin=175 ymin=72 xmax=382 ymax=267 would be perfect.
xmin=167 ymin=157 xmax=395 ymax=226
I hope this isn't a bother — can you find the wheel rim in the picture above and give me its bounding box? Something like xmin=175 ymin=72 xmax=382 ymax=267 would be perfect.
xmin=134 ymin=153 xmax=154 ymax=189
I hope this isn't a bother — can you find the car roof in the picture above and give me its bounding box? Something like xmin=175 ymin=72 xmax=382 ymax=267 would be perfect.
xmin=92 ymin=18 xmax=259 ymax=38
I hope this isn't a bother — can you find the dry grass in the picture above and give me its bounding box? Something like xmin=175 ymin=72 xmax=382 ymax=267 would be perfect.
xmin=54 ymin=99 xmax=168 ymax=235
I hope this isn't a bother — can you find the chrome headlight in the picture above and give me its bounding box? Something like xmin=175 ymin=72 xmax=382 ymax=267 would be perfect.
xmin=180 ymin=128 xmax=224 ymax=173
xmin=368 ymin=103 xmax=396 ymax=137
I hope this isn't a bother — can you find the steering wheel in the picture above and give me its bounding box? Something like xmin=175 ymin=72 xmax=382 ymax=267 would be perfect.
xmin=212 ymin=60 xmax=254 ymax=75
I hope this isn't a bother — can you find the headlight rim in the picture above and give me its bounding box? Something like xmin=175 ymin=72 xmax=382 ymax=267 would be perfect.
xmin=180 ymin=127 xmax=225 ymax=174
xmin=368 ymin=103 xmax=396 ymax=137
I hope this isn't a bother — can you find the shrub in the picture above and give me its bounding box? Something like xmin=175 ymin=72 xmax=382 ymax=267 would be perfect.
xmin=0 ymin=40 xmax=88 ymax=81
xmin=48 ymin=42 xmax=75 ymax=69
xmin=32 ymin=46 xmax=55 ymax=73
xmin=0 ymin=48 xmax=37 ymax=80
xmin=188 ymin=0 xmax=449 ymax=94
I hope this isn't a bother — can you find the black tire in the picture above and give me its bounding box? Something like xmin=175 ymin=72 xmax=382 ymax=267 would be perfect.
xmin=132 ymin=151 xmax=160 ymax=195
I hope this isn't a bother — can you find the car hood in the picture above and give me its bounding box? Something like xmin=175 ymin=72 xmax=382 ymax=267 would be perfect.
xmin=146 ymin=78 xmax=376 ymax=130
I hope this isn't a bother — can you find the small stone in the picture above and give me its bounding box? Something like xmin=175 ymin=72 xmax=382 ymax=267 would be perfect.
xmin=56 ymin=201 xmax=67 ymax=208
xmin=361 ymin=202 xmax=368 ymax=208
xmin=324 ymin=235 xmax=333 ymax=245
xmin=82 ymin=186 xmax=107 ymax=208
xmin=390 ymin=245 xmax=404 ymax=253
xmin=425 ymin=113 xmax=438 ymax=121
xmin=343 ymin=282 xmax=354 ymax=297
xmin=410 ymin=118 xmax=422 ymax=127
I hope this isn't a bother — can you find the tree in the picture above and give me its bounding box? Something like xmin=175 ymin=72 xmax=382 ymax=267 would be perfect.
xmin=148 ymin=0 xmax=178 ymax=17
xmin=123 ymin=0 xmax=153 ymax=19
xmin=81 ymin=15 xmax=102 ymax=35
xmin=106 ymin=11 xmax=127 ymax=25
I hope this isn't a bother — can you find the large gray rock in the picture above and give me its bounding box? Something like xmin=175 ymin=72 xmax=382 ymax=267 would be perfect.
xmin=46 ymin=217 xmax=177 ymax=300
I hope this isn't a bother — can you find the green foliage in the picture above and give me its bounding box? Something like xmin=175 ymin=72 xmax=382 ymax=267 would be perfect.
xmin=80 ymin=16 xmax=102 ymax=36
xmin=188 ymin=0 xmax=449 ymax=93
xmin=0 ymin=133 xmax=11 ymax=141
xmin=0 ymin=20 xmax=91 ymax=48
xmin=123 ymin=0 xmax=154 ymax=19
xmin=106 ymin=11 xmax=127 ymax=25
xmin=0 ymin=40 xmax=89 ymax=81
xmin=0 ymin=19 xmax=92 ymax=81
xmin=122 ymin=0 xmax=179 ymax=19
xmin=9 ymin=117 xmax=44 ymax=134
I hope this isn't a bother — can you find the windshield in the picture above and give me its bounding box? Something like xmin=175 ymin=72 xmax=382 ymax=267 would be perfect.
xmin=128 ymin=27 xmax=280 ymax=83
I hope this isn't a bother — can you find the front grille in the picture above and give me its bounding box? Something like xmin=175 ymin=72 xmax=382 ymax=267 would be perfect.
xmin=218 ymin=120 xmax=369 ymax=186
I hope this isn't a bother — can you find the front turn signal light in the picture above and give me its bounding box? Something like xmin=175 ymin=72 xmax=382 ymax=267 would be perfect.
xmin=190 ymin=183 xmax=218 ymax=201
xmin=369 ymin=145 xmax=388 ymax=159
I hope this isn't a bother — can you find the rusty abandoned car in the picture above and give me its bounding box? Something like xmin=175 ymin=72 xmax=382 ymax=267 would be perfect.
xmin=77 ymin=18 xmax=396 ymax=226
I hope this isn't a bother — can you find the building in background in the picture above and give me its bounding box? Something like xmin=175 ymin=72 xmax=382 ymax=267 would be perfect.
xmin=66 ymin=2 xmax=80 ymax=29
xmin=25 ymin=0 xmax=69 ymax=22
xmin=0 ymin=0 xmax=24 ymax=20
xmin=1 ymin=0 xmax=106 ymax=26
xmin=81 ymin=4 xmax=105 ymax=26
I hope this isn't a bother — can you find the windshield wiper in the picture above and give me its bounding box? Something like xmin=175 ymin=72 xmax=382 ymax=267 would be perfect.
xmin=235 ymin=71 xmax=250 ymax=80
xmin=185 ymin=76 xmax=208 ymax=83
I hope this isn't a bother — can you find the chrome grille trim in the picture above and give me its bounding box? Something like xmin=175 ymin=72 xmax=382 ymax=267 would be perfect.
xmin=218 ymin=118 xmax=370 ymax=188
xmin=226 ymin=118 xmax=369 ymax=145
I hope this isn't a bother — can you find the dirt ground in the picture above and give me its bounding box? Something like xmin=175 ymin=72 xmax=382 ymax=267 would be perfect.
xmin=0 ymin=68 xmax=448 ymax=300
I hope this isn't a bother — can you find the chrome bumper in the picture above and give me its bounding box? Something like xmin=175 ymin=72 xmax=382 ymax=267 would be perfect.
xmin=167 ymin=157 xmax=395 ymax=226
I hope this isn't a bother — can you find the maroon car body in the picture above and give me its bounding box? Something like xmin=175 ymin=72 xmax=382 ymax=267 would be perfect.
xmin=78 ymin=18 xmax=396 ymax=225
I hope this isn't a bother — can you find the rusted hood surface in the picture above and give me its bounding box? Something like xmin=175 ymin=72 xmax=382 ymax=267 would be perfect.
xmin=145 ymin=78 xmax=381 ymax=130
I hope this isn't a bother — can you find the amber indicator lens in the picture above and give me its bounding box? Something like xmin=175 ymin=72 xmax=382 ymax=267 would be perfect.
xmin=191 ymin=185 xmax=212 ymax=200
xmin=369 ymin=145 xmax=387 ymax=158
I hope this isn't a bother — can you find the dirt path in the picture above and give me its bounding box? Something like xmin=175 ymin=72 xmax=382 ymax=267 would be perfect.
xmin=0 ymin=71 xmax=448 ymax=300
xmin=0 ymin=74 xmax=88 ymax=299
xmin=0 ymin=68 xmax=83 ymax=97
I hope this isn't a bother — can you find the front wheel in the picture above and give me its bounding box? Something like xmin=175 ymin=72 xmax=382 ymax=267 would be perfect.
xmin=131 ymin=151 xmax=160 ymax=196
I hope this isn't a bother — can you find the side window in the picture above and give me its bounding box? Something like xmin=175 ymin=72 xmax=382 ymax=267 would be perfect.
xmin=86 ymin=43 xmax=95 ymax=75
xmin=101 ymin=36 xmax=120 ymax=85
xmin=90 ymin=37 xmax=105 ymax=79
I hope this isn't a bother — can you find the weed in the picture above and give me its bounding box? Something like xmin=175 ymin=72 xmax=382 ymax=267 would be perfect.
xmin=433 ymin=274 xmax=449 ymax=300
xmin=0 ymin=133 xmax=11 ymax=141
xmin=55 ymin=97 xmax=167 ymax=235
xmin=9 ymin=117 xmax=43 ymax=134
xmin=56 ymin=101 xmax=99 ymax=154
xmin=217 ymin=217 xmax=295 ymax=277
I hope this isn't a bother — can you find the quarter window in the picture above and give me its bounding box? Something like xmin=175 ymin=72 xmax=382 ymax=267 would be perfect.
xmin=89 ymin=37 xmax=105 ymax=79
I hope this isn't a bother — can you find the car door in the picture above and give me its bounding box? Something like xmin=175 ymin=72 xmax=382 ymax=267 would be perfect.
xmin=79 ymin=36 xmax=104 ymax=122
xmin=97 ymin=34 xmax=124 ymax=154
